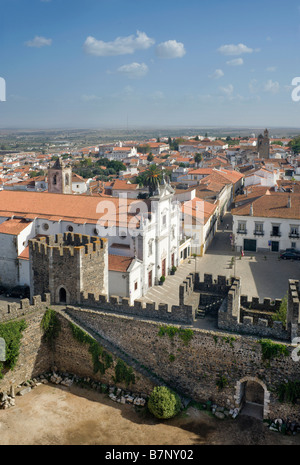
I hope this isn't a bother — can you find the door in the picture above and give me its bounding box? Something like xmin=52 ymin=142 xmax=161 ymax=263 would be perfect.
xmin=243 ymin=239 xmax=257 ymax=252
xmin=148 ymin=270 xmax=152 ymax=288
xmin=171 ymin=253 xmax=175 ymax=267
xmin=59 ymin=287 xmax=67 ymax=303
xmin=162 ymin=258 xmax=166 ymax=277
xmin=271 ymin=241 xmax=279 ymax=252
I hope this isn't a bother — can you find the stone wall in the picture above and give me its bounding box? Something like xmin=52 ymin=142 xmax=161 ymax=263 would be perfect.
xmin=52 ymin=314 xmax=156 ymax=395
xmin=217 ymin=279 xmax=295 ymax=341
xmin=63 ymin=306 xmax=300 ymax=421
xmin=0 ymin=305 xmax=51 ymax=393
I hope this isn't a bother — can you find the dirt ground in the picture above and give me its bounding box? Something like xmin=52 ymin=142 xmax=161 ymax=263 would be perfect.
xmin=0 ymin=384 xmax=300 ymax=446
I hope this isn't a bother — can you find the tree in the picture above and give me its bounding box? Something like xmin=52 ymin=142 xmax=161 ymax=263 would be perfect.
xmin=157 ymin=137 xmax=160 ymax=143
xmin=288 ymin=136 xmax=300 ymax=154
xmin=148 ymin=386 xmax=181 ymax=420
xmin=194 ymin=153 xmax=202 ymax=166
xmin=147 ymin=152 xmax=154 ymax=162
xmin=143 ymin=164 xmax=163 ymax=196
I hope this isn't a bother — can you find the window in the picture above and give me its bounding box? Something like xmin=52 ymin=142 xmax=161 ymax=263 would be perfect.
xmin=291 ymin=242 xmax=297 ymax=248
xmin=53 ymin=174 xmax=57 ymax=185
xmin=134 ymin=281 xmax=138 ymax=291
xmin=237 ymin=222 xmax=247 ymax=234
xmin=65 ymin=174 xmax=69 ymax=186
xmin=254 ymin=222 xmax=264 ymax=236
xmin=42 ymin=223 xmax=49 ymax=231
xmin=162 ymin=215 xmax=167 ymax=227
xmin=148 ymin=240 xmax=153 ymax=256
xmin=290 ymin=226 xmax=299 ymax=238
xmin=271 ymin=225 xmax=281 ymax=237
xmin=67 ymin=225 xmax=73 ymax=232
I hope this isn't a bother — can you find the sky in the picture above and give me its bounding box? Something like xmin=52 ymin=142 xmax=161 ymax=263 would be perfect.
xmin=1 ymin=0 xmax=300 ymax=129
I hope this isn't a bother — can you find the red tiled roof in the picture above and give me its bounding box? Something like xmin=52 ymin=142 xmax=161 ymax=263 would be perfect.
xmin=0 ymin=218 xmax=32 ymax=235
xmin=109 ymin=254 xmax=134 ymax=272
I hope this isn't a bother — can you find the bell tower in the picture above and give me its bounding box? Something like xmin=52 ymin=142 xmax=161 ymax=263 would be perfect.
xmin=257 ymin=129 xmax=270 ymax=159
xmin=48 ymin=157 xmax=72 ymax=194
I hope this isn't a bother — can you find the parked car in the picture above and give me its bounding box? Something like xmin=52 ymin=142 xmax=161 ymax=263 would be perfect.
xmin=280 ymin=251 xmax=300 ymax=260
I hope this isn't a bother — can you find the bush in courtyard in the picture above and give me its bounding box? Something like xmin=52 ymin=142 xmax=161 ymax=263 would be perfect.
xmin=148 ymin=386 xmax=181 ymax=420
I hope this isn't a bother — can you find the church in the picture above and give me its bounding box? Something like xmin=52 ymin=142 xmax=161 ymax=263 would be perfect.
xmin=0 ymin=158 xmax=181 ymax=304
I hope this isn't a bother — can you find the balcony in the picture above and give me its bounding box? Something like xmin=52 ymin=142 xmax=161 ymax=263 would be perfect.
xmin=254 ymin=231 xmax=264 ymax=236
xmin=270 ymin=232 xmax=281 ymax=237
xmin=289 ymin=233 xmax=300 ymax=239
xmin=237 ymin=229 xmax=247 ymax=235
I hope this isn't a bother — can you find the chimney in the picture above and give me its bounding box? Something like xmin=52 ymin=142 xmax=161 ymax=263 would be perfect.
xmin=250 ymin=203 xmax=254 ymax=216
xmin=287 ymin=196 xmax=291 ymax=208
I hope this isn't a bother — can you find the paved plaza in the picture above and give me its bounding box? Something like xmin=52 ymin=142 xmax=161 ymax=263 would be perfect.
xmin=140 ymin=213 xmax=300 ymax=308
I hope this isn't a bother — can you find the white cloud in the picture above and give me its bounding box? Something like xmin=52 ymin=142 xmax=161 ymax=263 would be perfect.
xmin=209 ymin=69 xmax=224 ymax=79
xmin=83 ymin=31 xmax=154 ymax=56
xmin=25 ymin=36 xmax=52 ymax=47
xmin=249 ymin=79 xmax=259 ymax=93
xmin=155 ymin=40 xmax=186 ymax=59
xmin=264 ymin=79 xmax=280 ymax=93
xmin=226 ymin=58 xmax=244 ymax=66
xmin=151 ymin=91 xmax=165 ymax=100
xmin=81 ymin=94 xmax=102 ymax=102
xmin=117 ymin=62 xmax=149 ymax=79
xmin=219 ymin=84 xmax=234 ymax=96
xmin=218 ymin=43 xmax=254 ymax=56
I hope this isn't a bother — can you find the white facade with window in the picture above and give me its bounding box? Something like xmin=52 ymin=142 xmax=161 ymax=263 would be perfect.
xmin=233 ymin=215 xmax=300 ymax=253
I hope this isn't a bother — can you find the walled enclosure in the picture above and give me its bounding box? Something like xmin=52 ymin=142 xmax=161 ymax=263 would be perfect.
xmin=0 ymin=273 xmax=300 ymax=422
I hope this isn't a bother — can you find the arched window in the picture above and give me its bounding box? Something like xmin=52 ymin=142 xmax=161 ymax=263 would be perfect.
xmin=53 ymin=174 xmax=57 ymax=185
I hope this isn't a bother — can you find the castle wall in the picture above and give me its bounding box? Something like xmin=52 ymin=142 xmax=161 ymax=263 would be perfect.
xmin=64 ymin=306 xmax=300 ymax=421
xmin=0 ymin=295 xmax=52 ymax=392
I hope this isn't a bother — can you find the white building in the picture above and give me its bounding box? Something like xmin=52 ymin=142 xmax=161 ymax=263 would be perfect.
xmin=0 ymin=182 xmax=181 ymax=304
xmin=232 ymin=193 xmax=300 ymax=253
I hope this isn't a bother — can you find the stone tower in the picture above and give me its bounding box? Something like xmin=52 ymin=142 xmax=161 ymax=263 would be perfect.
xmin=48 ymin=157 xmax=72 ymax=194
xmin=257 ymin=129 xmax=270 ymax=159
xmin=28 ymin=233 xmax=108 ymax=305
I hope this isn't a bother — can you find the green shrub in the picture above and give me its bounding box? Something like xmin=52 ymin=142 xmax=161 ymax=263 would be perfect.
xmin=277 ymin=381 xmax=300 ymax=404
xmin=69 ymin=322 xmax=112 ymax=375
xmin=148 ymin=386 xmax=181 ymax=420
xmin=272 ymin=293 xmax=287 ymax=328
xmin=0 ymin=319 xmax=27 ymax=379
xmin=258 ymin=339 xmax=289 ymax=360
xmin=158 ymin=325 xmax=194 ymax=345
xmin=113 ymin=359 xmax=135 ymax=386
xmin=216 ymin=374 xmax=229 ymax=390
xmin=41 ymin=309 xmax=61 ymax=342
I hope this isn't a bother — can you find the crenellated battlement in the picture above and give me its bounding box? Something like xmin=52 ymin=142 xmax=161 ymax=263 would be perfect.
xmin=29 ymin=233 xmax=107 ymax=259
xmin=0 ymin=293 xmax=51 ymax=323
xmin=77 ymin=273 xmax=197 ymax=325
xmin=218 ymin=278 xmax=300 ymax=341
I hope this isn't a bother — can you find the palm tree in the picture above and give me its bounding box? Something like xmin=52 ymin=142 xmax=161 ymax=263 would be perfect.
xmin=144 ymin=164 xmax=163 ymax=196
xmin=194 ymin=153 xmax=202 ymax=167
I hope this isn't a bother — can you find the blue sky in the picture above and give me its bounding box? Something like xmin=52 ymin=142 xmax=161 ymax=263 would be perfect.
xmin=1 ymin=0 xmax=300 ymax=129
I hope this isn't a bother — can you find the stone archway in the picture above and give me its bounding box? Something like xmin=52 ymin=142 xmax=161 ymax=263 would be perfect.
xmin=55 ymin=286 xmax=70 ymax=305
xmin=235 ymin=376 xmax=270 ymax=420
